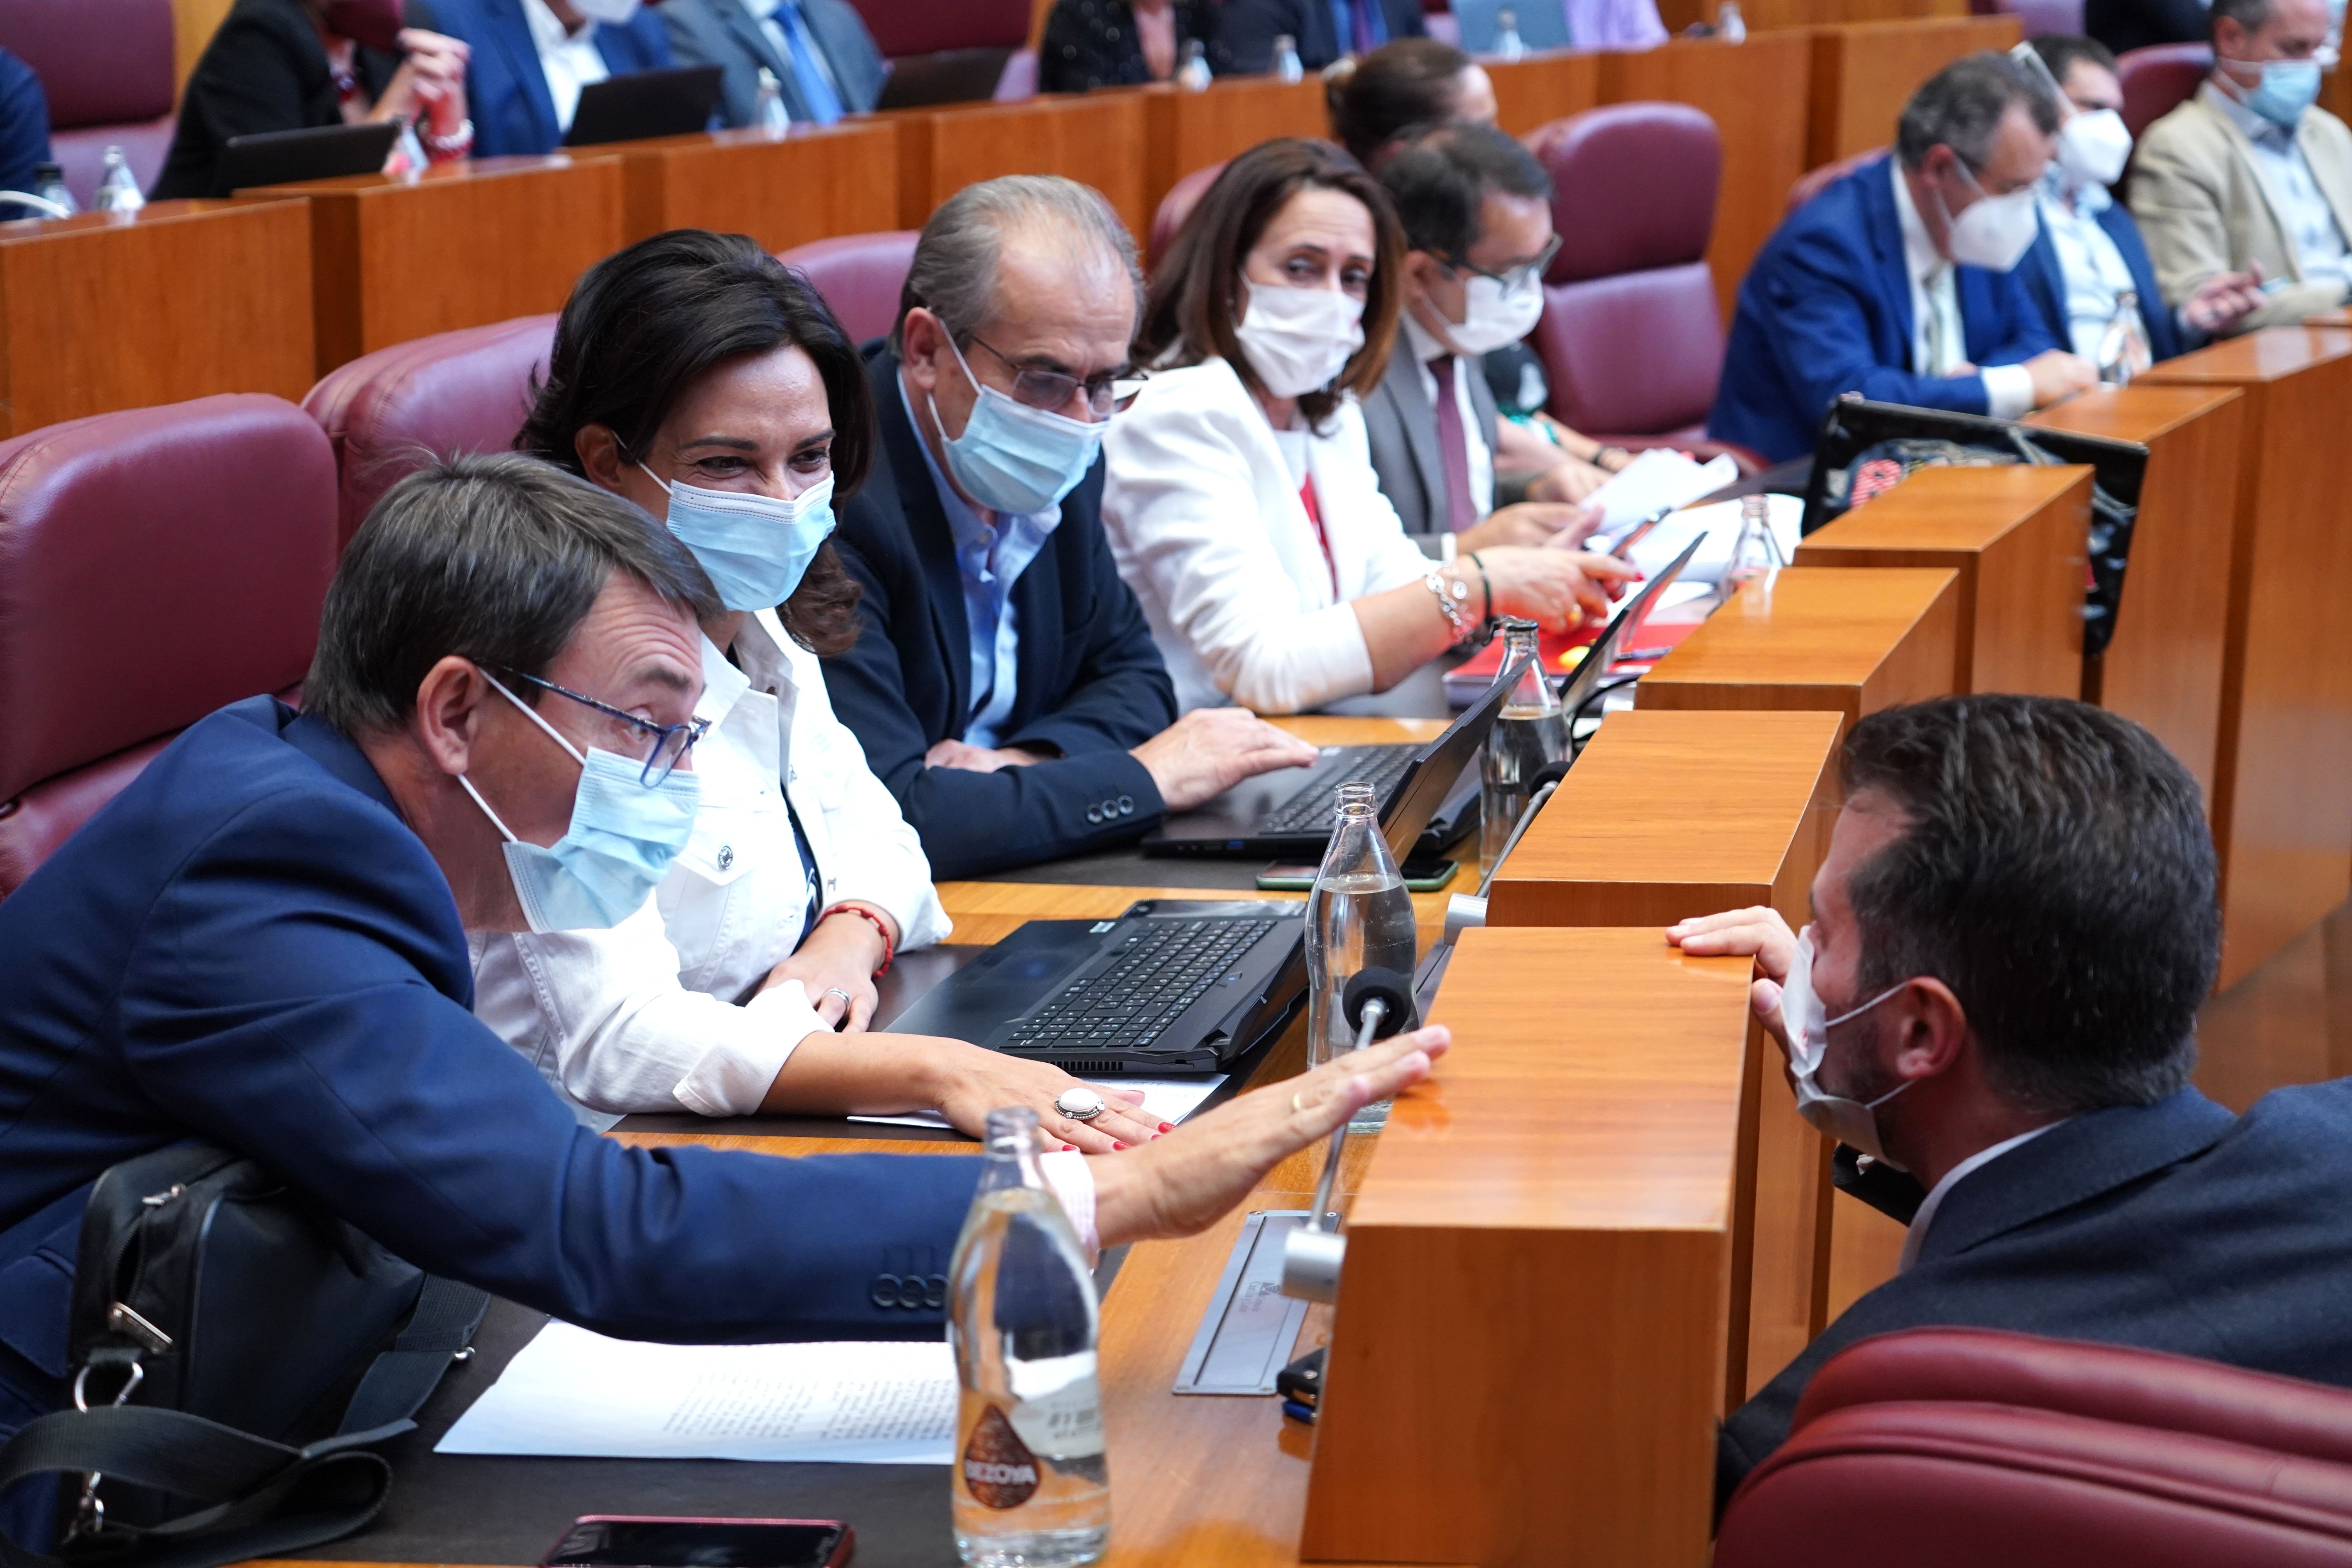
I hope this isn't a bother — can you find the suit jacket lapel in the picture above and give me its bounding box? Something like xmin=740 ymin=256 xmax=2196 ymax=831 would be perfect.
xmin=1384 ymin=333 xmax=1448 ymax=519
xmin=491 ymin=1 xmax=563 ymax=152
xmin=2202 ymin=95 xmax=2305 ymax=276
xmin=2019 ymin=218 xmax=2067 ymax=348
xmin=2298 ymin=112 xmax=2352 ymax=259
xmin=871 ymin=351 xmax=973 ymax=727
xmin=722 ymin=0 xmax=810 ymax=118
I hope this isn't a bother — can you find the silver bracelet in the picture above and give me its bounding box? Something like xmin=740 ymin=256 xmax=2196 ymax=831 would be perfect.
xmin=1423 ymin=569 xmax=1474 ymax=643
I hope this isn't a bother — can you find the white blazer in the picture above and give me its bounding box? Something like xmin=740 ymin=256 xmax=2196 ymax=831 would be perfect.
xmin=470 ymin=608 xmax=951 ymax=1125
xmin=1102 ymin=356 xmax=1434 ymax=715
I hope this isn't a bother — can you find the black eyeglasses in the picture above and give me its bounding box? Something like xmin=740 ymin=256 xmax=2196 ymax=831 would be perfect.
xmin=1436 ymin=233 xmax=1564 ymax=294
xmin=495 ymin=668 xmax=710 ymax=785
xmin=965 ymin=334 xmax=1149 ymax=418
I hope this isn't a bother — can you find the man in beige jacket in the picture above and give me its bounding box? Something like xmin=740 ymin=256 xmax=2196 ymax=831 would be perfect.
xmin=2131 ymin=0 xmax=2352 ymax=331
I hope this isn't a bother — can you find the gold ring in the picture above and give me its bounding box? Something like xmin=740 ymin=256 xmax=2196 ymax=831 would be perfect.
xmin=1290 ymin=1091 xmax=1305 ymax=1112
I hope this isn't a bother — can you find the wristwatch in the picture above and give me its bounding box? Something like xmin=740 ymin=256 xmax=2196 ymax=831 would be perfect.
xmin=1424 ymin=569 xmax=1474 ymax=643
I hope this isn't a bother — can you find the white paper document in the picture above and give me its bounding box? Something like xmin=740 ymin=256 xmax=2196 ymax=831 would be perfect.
xmin=1623 ymin=494 xmax=1804 ymax=587
xmin=1583 ymin=448 xmax=1740 ymax=532
xmin=848 ymin=1075 xmax=1226 ymax=1132
xmin=435 ymin=1321 xmax=955 ymax=1464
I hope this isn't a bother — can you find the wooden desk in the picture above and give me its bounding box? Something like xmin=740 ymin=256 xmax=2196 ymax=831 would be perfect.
xmin=1485 ymin=49 xmax=1603 ymax=136
xmin=884 ymin=93 xmax=1153 ymax=239
xmin=1598 ymin=34 xmax=1812 ymax=321
xmin=1793 ymin=463 xmax=2090 ymax=698
xmin=266 ymin=155 xmax=624 ymax=376
xmin=1634 ymin=566 xmax=1963 ymax=728
xmin=2143 ymin=329 xmax=2352 ymax=987
xmin=2027 ymin=383 xmax=2245 ymax=810
xmin=0 ymin=199 xmax=313 ymax=437
xmin=616 ymin=122 xmax=898 ymax=253
xmin=1142 ymin=78 xmax=1329 ymax=218
xmin=1806 ymin=16 xmax=2022 ymax=167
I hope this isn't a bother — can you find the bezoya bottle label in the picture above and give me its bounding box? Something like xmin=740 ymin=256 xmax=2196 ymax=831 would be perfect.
xmin=960 ymin=1356 xmax=1106 ymax=1508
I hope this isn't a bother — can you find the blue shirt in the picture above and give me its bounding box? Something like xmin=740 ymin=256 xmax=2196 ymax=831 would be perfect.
xmin=898 ymin=376 xmax=1063 ymax=749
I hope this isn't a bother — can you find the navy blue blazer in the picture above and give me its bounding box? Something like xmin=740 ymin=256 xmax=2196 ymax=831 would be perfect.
xmin=408 ymin=0 xmax=673 ymax=158
xmin=1720 ymin=1081 xmax=2352 ymax=1508
xmin=0 ymin=698 xmax=980 ymax=1506
xmin=1708 ymin=157 xmax=2061 ymax=464
xmin=2018 ymin=197 xmax=2185 ymax=366
xmin=822 ymin=348 xmax=1178 ymax=880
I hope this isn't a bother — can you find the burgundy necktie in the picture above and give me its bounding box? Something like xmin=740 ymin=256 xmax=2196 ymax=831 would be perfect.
xmin=1427 ymin=354 xmax=1477 ymax=534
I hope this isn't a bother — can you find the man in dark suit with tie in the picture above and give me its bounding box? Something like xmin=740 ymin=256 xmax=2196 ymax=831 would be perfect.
xmin=1217 ymin=0 xmax=1428 ymax=74
xmin=1669 ymin=694 xmax=2352 ymax=1514
xmin=662 ymin=0 xmax=886 ymax=127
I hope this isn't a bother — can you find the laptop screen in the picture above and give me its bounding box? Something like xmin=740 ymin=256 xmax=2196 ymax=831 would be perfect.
xmin=1555 ymin=533 xmax=1706 ymax=721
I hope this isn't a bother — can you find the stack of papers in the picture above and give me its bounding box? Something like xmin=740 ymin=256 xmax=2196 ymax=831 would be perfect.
xmin=1581 ymin=449 xmax=1740 ymax=533
xmin=849 ymin=1076 xmax=1225 ymax=1132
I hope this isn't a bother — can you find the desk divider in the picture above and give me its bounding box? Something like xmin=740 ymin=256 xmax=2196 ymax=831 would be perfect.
xmin=615 ymin=121 xmax=899 ymax=254
xmin=1804 ymin=16 xmax=2021 ymax=169
xmin=882 ymin=93 xmax=1153 ymax=239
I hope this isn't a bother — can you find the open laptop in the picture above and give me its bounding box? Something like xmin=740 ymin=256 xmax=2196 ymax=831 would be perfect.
xmin=884 ymin=653 xmax=1533 ymax=1074
xmin=214 ymin=122 xmax=399 ymax=196
xmin=563 ymin=65 xmax=724 ymax=147
xmin=1555 ymin=533 xmax=1706 ymax=719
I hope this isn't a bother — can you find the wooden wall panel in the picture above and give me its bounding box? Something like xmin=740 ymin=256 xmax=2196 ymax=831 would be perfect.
xmin=171 ymin=0 xmax=234 ymax=100
xmin=889 ymin=92 xmax=1154 ymax=239
xmin=1806 ymin=16 xmax=2023 ymax=169
xmin=1143 ymin=78 xmax=1331 ymax=217
xmin=1485 ymin=49 xmax=1604 ymax=136
xmin=618 ymin=122 xmax=899 ymax=252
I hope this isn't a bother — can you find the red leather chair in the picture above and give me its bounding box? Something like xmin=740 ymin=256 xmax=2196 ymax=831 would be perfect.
xmin=0 ymin=396 xmax=337 ymax=897
xmin=1149 ymin=161 xmax=1228 ymax=270
xmin=849 ymin=0 xmax=1029 ymax=107
xmin=0 ymin=0 xmax=176 ymax=208
xmin=303 ymin=315 xmax=558 ymax=547
xmin=1523 ymin=103 xmax=1734 ymax=453
xmin=2121 ymin=44 xmax=2214 ymax=141
xmin=1789 ymin=146 xmax=1887 ymax=213
xmin=1719 ymin=1328 xmax=2352 ymax=1567
xmin=777 ymin=231 xmax=921 ymax=344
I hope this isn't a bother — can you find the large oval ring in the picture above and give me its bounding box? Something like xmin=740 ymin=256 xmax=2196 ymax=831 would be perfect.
xmin=1054 ymin=1087 xmax=1108 ymax=1122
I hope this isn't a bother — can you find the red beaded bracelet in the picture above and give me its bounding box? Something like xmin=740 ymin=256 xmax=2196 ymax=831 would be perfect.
xmin=819 ymin=902 xmax=895 ymax=976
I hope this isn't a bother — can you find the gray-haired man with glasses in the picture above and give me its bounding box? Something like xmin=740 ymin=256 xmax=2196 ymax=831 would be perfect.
xmin=826 ymin=174 xmax=1321 ymax=880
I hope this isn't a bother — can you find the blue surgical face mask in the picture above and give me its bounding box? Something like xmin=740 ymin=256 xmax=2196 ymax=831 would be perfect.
xmin=2229 ymin=56 xmax=2324 ymax=129
xmin=641 ymin=464 xmax=835 ymax=613
xmin=929 ymin=336 xmax=1104 ymax=515
xmin=458 ymin=673 xmax=701 ymax=933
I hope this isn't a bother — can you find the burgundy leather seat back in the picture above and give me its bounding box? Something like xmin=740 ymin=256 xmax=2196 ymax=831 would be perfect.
xmin=1524 ymin=102 xmax=1723 ymax=441
xmin=0 ymin=0 xmax=177 ymax=208
xmin=777 ymin=232 xmax=921 ymax=345
xmin=2121 ymin=44 xmax=2214 ymax=141
xmin=848 ymin=0 xmax=1029 ymax=55
xmin=1719 ymin=1328 xmax=2352 ymax=1568
xmin=1789 ymin=146 xmax=1886 ymax=214
xmin=303 ymin=315 xmax=559 ymax=547
xmin=1150 ymin=161 xmax=1228 ymax=271
xmin=0 ymin=396 xmax=337 ymax=896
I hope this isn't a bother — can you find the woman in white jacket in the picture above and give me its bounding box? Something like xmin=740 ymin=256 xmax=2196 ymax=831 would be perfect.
xmin=1102 ymin=138 xmax=1633 ymax=715
xmin=478 ymin=231 xmax=1158 ymax=1152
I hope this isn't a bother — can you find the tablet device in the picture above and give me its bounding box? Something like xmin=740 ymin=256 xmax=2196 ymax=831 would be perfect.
xmin=214 ymin=122 xmax=400 ymax=196
xmin=563 ymin=66 xmax=725 ymax=147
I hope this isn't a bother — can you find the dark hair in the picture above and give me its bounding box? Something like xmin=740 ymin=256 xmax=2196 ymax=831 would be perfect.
xmin=1895 ymin=52 xmax=2062 ymax=171
xmin=1135 ymin=138 xmax=1404 ymax=432
xmin=1326 ymin=38 xmax=1478 ymax=167
xmin=2027 ymin=34 xmax=2120 ymax=92
xmin=1379 ymin=120 xmax=1552 ymax=259
xmin=515 ymin=229 xmax=867 ymax=655
xmin=2209 ymin=0 xmax=2277 ymax=43
xmin=1837 ymin=695 xmax=2218 ymax=1116
xmin=306 ymin=453 xmax=721 ymax=735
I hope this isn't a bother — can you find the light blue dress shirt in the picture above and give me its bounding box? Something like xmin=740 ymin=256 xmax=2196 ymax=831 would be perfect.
xmin=2037 ymin=171 xmax=2144 ymax=359
xmin=2205 ymin=82 xmax=2352 ymax=295
xmin=899 ymin=376 xmax=1063 ymax=750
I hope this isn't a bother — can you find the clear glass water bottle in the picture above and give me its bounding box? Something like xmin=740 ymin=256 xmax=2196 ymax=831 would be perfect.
xmin=1272 ymin=33 xmax=1305 ymax=83
xmin=2097 ymin=292 xmax=2151 ymax=385
xmin=1716 ymin=0 xmax=1748 ymax=40
xmin=754 ymin=67 xmax=792 ymax=132
xmin=1479 ymin=618 xmax=1571 ymax=877
xmin=951 ymin=1107 xmax=1109 ymax=1568
xmin=31 ymin=162 xmax=74 ymax=217
xmin=1175 ymin=39 xmax=1212 ymax=91
xmin=388 ymin=116 xmax=428 ymax=178
xmin=1306 ymin=789 xmax=1416 ymax=1132
xmin=1722 ymin=493 xmax=1786 ymax=604
xmin=94 ymin=147 xmax=144 ymax=214
xmin=1493 ymin=8 xmax=1529 ymax=60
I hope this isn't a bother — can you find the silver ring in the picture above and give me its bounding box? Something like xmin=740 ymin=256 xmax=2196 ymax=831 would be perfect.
xmin=1055 ymin=1087 xmax=1107 ymax=1122
xmin=824 ymin=987 xmax=853 ymax=1005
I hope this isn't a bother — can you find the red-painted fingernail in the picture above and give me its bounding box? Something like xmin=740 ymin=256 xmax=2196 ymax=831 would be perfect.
xmin=1062 ymin=1142 xmax=1077 ymax=1152
xmin=1158 ymin=1122 xmax=1176 ymax=1133
xmin=1151 ymin=1132 xmax=1163 ymax=1140
xmin=1112 ymin=1142 xmax=1127 ymax=1151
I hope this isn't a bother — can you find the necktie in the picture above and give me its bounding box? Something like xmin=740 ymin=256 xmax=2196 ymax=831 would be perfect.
xmin=1921 ymin=264 xmax=1952 ymax=376
xmin=1428 ymin=355 xmax=1478 ymax=534
xmin=775 ymin=1 xmax=844 ymax=125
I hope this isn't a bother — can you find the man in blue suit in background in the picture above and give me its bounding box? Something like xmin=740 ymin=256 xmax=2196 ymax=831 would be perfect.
xmin=408 ymin=0 xmax=674 ymax=157
xmin=1710 ymin=53 xmax=2096 ymax=464
xmin=662 ymin=0 xmax=886 ymax=128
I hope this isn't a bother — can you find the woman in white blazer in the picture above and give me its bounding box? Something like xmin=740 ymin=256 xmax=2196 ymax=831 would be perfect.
xmin=1102 ymin=138 xmax=1632 ymax=715
xmin=477 ymin=232 xmax=1160 ymax=1153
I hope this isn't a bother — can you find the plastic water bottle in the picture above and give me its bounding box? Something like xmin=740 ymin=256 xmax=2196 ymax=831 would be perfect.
xmin=1176 ymin=38 xmax=1212 ymax=91
xmin=1307 ymin=787 xmax=1416 ymax=1131
xmin=1480 ymin=618 xmax=1572 ymax=877
xmin=94 ymin=147 xmax=143 ymax=214
xmin=1716 ymin=0 xmax=1748 ymax=40
xmin=31 ymin=162 xmax=74 ymax=216
xmin=753 ymin=66 xmax=791 ymax=132
xmin=1272 ymin=33 xmax=1305 ymax=83
xmin=1493 ymin=8 xmax=1529 ymax=60
xmin=1722 ymin=493 xmax=1786 ymax=604
xmin=950 ymin=1107 xmax=1109 ymax=1568
xmin=2098 ymin=292 xmax=2152 ymax=385
xmin=388 ymin=116 xmax=428 ymax=178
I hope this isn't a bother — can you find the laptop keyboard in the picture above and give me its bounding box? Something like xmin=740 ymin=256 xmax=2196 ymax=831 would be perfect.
xmin=1004 ymin=918 xmax=1278 ymax=1051
xmin=1256 ymin=747 xmax=1414 ymax=836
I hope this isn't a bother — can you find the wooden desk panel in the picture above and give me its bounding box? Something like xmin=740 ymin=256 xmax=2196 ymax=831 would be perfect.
xmin=1485 ymin=49 xmax=1604 ymax=136
xmin=2143 ymin=330 xmax=2352 ymax=987
xmin=889 ymin=94 xmax=1153 ymax=239
xmin=617 ymin=122 xmax=898 ymax=252
xmin=1143 ymin=78 xmax=1330 ymax=216
xmin=1794 ymin=463 xmax=2090 ymax=697
xmin=1303 ymin=929 xmax=1753 ymax=1567
xmin=271 ymin=155 xmax=623 ymax=376
xmin=1806 ymin=16 xmax=2021 ymax=168
xmin=2027 ymin=383 xmax=2244 ymax=809
xmin=1599 ymin=34 xmax=1811 ymax=322
xmin=0 ymin=200 xmax=314 ymax=437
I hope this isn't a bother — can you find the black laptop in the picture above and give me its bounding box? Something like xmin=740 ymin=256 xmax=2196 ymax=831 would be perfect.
xmin=214 ymin=122 xmax=400 ymax=196
xmin=563 ymin=65 xmax=724 ymax=147
xmin=884 ymin=652 xmax=1533 ymax=1074
xmin=1553 ymin=533 xmax=1706 ymax=719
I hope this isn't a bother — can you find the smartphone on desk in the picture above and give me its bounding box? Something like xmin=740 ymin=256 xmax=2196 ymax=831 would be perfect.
xmin=1258 ymin=855 xmax=1457 ymax=893
xmin=544 ymin=1516 xmax=852 ymax=1568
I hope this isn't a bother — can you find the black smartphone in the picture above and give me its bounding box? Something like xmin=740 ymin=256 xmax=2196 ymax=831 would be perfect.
xmin=543 ymin=1517 xmax=853 ymax=1568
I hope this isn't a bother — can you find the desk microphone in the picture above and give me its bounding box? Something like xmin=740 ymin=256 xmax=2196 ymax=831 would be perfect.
xmin=1444 ymin=759 xmax=1573 ymax=943
xmin=1280 ymin=967 xmax=1413 ymax=1305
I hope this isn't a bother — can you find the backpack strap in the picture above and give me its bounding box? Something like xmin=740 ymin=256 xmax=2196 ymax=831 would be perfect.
xmin=336 ymin=1275 xmax=490 ymax=1436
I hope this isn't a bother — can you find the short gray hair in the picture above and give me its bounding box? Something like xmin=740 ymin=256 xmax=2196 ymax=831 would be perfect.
xmin=889 ymin=175 xmax=1143 ymax=355
xmin=1895 ymin=52 xmax=2060 ymax=172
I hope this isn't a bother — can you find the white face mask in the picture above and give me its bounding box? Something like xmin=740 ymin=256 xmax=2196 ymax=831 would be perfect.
xmin=1779 ymin=926 xmax=1913 ymax=1169
xmin=2055 ymin=108 xmax=2132 ymax=189
xmin=1232 ymin=279 xmax=1365 ymax=399
xmin=569 ymin=0 xmax=642 ymax=23
xmin=1936 ymin=162 xmax=2040 ymax=274
xmin=1440 ymin=270 xmax=1546 ymax=356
